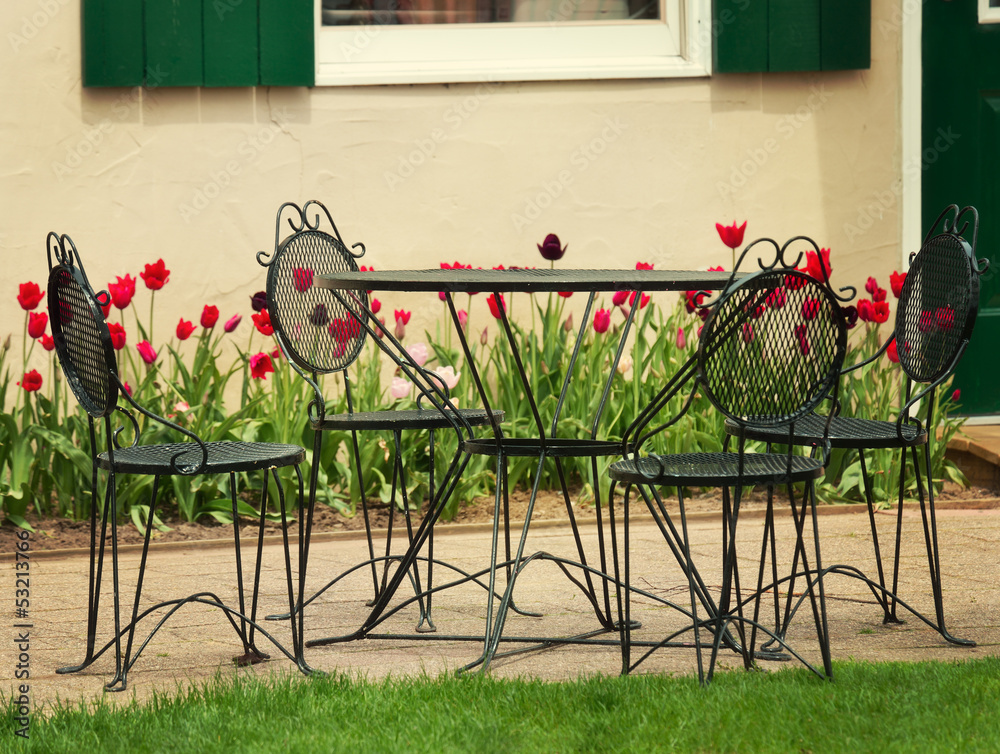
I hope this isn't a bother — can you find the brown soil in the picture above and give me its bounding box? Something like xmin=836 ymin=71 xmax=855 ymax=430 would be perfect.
xmin=4 ymin=482 xmax=996 ymax=553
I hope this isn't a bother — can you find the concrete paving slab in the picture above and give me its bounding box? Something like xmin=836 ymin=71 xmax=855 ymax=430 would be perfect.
xmin=4 ymin=506 xmax=999 ymax=712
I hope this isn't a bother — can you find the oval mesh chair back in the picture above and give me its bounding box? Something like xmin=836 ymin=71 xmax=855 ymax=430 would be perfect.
xmin=698 ymin=269 xmax=847 ymax=429
xmin=895 ymin=233 xmax=978 ymax=384
xmin=267 ymin=229 xmax=370 ymax=374
xmin=48 ymin=264 xmax=118 ymax=418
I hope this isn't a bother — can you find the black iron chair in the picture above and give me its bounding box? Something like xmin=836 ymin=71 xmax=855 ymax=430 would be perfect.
xmin=256 ymin=200 xmax=502 ymax=636
xmin=728 ymin=205 xmax=988 ymax=647
xmin=608 ymin=240 xmax=849 ymax=683
xmin=47 ymin=233 xmax=308 ymax=691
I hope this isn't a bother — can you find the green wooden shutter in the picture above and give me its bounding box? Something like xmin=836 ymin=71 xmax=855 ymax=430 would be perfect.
xmin=146 ymin=0 xmax=204 ymax=87
xmin=204 ymin=0 xmax=260 ymax=86
xmin=81 ymin=0 xmax=144 ymax=87
xmin=260 ymin=0 xmax=315 ymax=86
xmin=714 ymin=0 xmax=870 ymax=73
xmin=82 ymin=0 xmax=314 ymax=87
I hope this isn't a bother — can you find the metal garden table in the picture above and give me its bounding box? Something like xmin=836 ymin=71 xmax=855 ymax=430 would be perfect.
xmin=315 ymin=266 xmax=733 ymax=671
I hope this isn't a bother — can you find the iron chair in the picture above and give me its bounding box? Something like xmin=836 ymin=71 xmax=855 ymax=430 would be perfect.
xmin=608 ymin=240 xmax=849 ymax=683
xmin=256 ymin=200 xmax=502 ymax=637
xmin=728 ymin=204 xmax=988 ymax=647
xmin=47 ymin=233 xmax=308 ymax=691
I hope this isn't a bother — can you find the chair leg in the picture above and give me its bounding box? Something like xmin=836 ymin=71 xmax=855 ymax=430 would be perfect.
xmin=231 ymin=471 xmax=270 ymax=665
xmin=912 ymin=444 xmax=976 ymax=647
xmin=57 ymin=464 xmax=111 ymax=675
xmin=105 ymin=475 xmax=159 ymax=693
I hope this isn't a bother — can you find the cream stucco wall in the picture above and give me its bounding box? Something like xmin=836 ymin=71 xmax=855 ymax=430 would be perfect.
xmin=2 ymin=0 xmax=907 ymax=377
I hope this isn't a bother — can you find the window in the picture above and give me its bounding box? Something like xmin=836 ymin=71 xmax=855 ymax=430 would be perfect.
xmin=980 ymin=0 xmax=1000 ymax=25
xmin=315 ymin=0 xmax=712 ymax=86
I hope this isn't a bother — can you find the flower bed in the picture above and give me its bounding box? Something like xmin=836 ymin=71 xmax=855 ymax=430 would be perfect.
xmin=1 ymin=225 xmax=965 ymax=530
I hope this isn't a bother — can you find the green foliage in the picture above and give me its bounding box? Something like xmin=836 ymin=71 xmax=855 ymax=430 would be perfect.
xmin=1 ymin=255 xmax=970 ymax=530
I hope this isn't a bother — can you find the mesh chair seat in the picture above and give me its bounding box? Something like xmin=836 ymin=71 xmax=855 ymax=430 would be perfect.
xmin=97 ymin=441 xmax=305 ymax=475
xmin=728 ymin=413 xmax=927 ymax=449
xmin=315 ymin=407 xmax=500 ymax=432
xmin=609 ymin=451 xmax=825 ymax=488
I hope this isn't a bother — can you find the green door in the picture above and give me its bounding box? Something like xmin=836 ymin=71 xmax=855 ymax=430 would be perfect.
xmin=923 ymin=0 xmax=1000 ymax=416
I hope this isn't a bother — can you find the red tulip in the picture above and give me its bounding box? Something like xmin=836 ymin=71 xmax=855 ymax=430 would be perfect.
xmin=176 ymin=319 xmax=196 ymax=340
xmin=635 ymin=262 xmax=654 ymax=271
xmin=766 ymin=287 xmax=787 ymax=309
xmin=794 ymin=324 xmax=810 ymax=355
xmin=676 ymin=327 xmax=686 ymax=349
xmin=224 ymin=314 xmax=242 ymax=333
xmin=394 ymin=309 xmax=412 ymax=325
xmin=370 ymin=298 xmax=382 ymax=315
xmin=293 ymin=267 xmax=314 ymax=293
xmin=628 ymin=291 xmax=651 ymax=309
xmin=18 ymin=370 xmax=42 ymax=392
xmin=17 ymin=282 xmax=44 ymax=311
xmin=136 ymin=340 xmax=157 ymax=365
xmin=139 ymin=259 xmax=170 ymax=290
xmin=593 ymin=308 xmax=611 ymax=334
xmin=487 ymin=295 xmax=505 ymax=320
xmin=40 ymin=334 xmax=54 ymax=352
xmin=715 ymin=221 xmax=747 ymax=250
xmin=952 ymin=389 xmax=961 ymax=403
xmin=249 ymin=352 xmax=275 ymax=380
xmin=857 ymin=299 xmax=875 ymax=323
xmin=108 ymin=275 xmax=136 ymax=310
xmin=871 ymin=301 xmax=890 ymax=323
xmin=865 ymin=277 xmax=880 ymax=296
xmin=201 ymin=305 xmax=219 ymax=329
xmin=804 ymin=248 xmax=832 ymax=282
xmin=107 ymin=322 xmax=126 ymax=350
xmin=935 ymin=306 xmax=955 ymax=331
xmin=252 ymin=309 xmax=273 ymax=336
xmin=801 ymin=298 xmax=820 ymax=321
xmin=886 ymin=339 xmax=899 ymax=363
xmin=612 ymin=290 xmax=628 ymax=307
xmin=558 ymin=291 xmax=573 ymax=298
xmin=890 ymin=271 xmax=906 ymax=299
xmin=28 ymin=312 xmax=48 ymax=339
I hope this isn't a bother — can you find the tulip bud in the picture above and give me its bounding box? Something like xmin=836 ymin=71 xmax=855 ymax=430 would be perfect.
xmin=480 ymin=327 xmax=489 ymax=346
xmin=395 ymin=318 xmax=406 ymax=340
xmin=563 ymin=312 xmax=573 ymax=332
xmin=2 ymin=334 xmax=10 ymax=352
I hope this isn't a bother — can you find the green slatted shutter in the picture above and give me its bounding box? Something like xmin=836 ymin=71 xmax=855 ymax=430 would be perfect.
xmin=82 ymin=0 xmax=314 ymax=87
xmin=714 ymin=0 xmax=870 ymax=73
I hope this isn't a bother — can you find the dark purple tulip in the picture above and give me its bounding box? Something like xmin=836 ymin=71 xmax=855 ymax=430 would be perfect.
xmin=841 ymin=305 xmax=858 ymax=330
xmin=250 ymin=291 xmax=268 ymax=312
xmin=537 ymin=233 xmax=567 ymax=261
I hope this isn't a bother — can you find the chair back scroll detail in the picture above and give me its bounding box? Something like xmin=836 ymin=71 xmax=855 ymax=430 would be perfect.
xmin=258 ymin=201 xmax=370 ymax=376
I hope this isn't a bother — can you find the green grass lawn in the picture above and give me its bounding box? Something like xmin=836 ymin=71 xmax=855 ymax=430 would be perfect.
xmin=5 ymin=657 xmax=999 ymax=753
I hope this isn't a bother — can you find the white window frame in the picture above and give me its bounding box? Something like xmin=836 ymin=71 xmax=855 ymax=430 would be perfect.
xmin=980 ymin=0 xmax=1000 ymax=24
xmin=315 ymin=0 xmax=711 ymax=86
